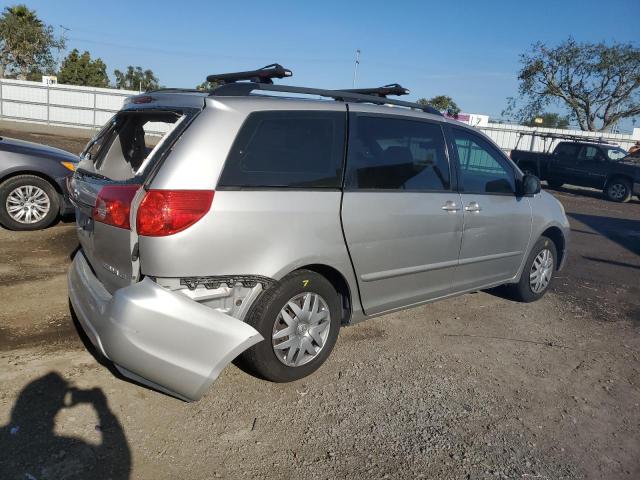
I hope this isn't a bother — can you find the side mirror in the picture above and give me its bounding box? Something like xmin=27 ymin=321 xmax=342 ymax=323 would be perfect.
xmin=520 ymin=174 xmax=541 ymax=196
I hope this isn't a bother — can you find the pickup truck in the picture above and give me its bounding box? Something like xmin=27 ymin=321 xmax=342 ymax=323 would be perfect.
xmin=510 ymin=141 xmax=640 ymax=202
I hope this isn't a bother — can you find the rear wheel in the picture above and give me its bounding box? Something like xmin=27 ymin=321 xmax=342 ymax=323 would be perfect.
xmin=605 ymin=178 xmax=632 ymax=203
xmin=239 ymin=269 xmax=341 ymax=382
xmin=0 ymin=175 xmax=60 ymax=230
xmin=507 ymin=236 xmax=557 ymax=303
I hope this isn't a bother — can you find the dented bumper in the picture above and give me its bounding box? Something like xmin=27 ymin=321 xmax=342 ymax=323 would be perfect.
xmin=68 ymin=251 xmax=263 ymax=401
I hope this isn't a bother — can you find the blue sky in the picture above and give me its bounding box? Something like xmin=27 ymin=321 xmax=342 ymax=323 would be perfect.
xmin=9 ymin=0 xmax=640 ymax=130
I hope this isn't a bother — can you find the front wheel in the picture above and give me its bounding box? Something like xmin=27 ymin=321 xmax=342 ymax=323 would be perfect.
xmin=238 ymin=269 xmax=341 ymax=382
xmin=0 ymin=175 xmax=60 ymax=230
xmin=507 ymin=236 xmax=557 ymax=302
xmin=605 ymin=178 xmax=632 ymax=203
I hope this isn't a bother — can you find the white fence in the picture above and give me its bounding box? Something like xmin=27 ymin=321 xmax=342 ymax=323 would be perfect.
xmin=1 ymin=78 xmax=639 ymax=152
xmin=479 ymin=123 xmax=640 ymax=153
xmin=0 ymin=78 xmax=137 ymax=131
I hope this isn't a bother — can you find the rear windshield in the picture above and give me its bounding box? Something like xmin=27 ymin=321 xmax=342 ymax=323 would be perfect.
xmin=218 ymin=111 xmax=346 ymax=188
xmin=82 ymin=111 xmax=184 ymax=181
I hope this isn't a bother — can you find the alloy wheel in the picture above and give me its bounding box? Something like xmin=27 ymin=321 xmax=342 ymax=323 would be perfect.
xmin=608 ymin=183 xmax=626 ymax=200
xmin=6 ymin=185 xmax=51 ymax=224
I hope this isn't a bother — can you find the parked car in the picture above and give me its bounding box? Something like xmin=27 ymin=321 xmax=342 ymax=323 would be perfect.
xmin=0 ymin=136 xmax=78 ymax=230
xmin=67 ymin=65 xmax=570 ymax=401
xmin=510 ymin=141 xmax=639 ymax=202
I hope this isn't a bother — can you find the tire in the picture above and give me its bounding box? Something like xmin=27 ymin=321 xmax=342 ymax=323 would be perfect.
xmin=604 ymin=178 xmax=632 ymax=203
xmin=507 ymin=236 xmax=557 ymax=303
xmin=239 ymin=269 xmax=341 ymax=382
xmin=0 ymin=175 xmax=60 ymax=231
xmin=546 ymin=179 xmax=564 ymax=189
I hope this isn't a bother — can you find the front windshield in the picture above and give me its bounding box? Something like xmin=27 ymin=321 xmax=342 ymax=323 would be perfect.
xmin=604 ymin=146 xmax=628 ymax=161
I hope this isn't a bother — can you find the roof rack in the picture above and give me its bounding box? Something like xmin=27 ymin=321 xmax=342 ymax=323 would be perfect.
xmin=211 ymin=82 xmax=442 ymax=115
xmin=206 ymin=63 xmax=292 ymax=85
xmin=146 ymin=88 xmax=205 ymax=94
xmin=514 ymin=130 xmax=617 ymax=152
xmin=337 ymin=83 xmax=410 ymax=98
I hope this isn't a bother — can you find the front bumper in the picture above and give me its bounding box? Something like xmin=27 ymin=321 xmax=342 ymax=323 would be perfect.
xmin=633 ymin=182 xmax=640 ymax=197
xmin=68 ymin=251 xmax=263 ymax=401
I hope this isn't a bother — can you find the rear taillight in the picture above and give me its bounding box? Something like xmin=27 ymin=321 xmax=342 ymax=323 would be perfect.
xmin=92 ymin=184 xmax=140 ymax=230
xmin=136 ymin=190 xmax=214 ymax=237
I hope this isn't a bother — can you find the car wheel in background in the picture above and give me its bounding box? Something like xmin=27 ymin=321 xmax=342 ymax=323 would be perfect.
xmin=546 ymin=179 xmax=564 ymax=189
xmin=0 ymin=175 xmax=60 ymax=231
xmin=507 ymin=236 xmax=557 ymax=303
xmin=604 ymin=178 xmax=632 ymax=203
xmin=239 ymin=269 xmax=341 ymax=382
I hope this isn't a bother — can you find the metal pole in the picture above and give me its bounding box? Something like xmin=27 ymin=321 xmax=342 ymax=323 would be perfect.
xmin=352 ymin=49 xmax=360 ymax=88
xmin=46 ymin=83 xmax=50 ymax=125
xmin=529 ymin=128 xmax=536 ymax=151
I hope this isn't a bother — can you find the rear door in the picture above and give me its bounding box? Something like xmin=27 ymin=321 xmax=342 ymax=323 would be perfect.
xmin=573 ymin=145 xmax=609 ymax=188
xmin=70 ymin=109 xmax=192 ymax=294
xmin=341 ymin=111 xmax=463 ymax=315
xmin=449 ymin=127 xmax=532 ymax=290
xmin=550 ymin=142 xmax=582 ymax=184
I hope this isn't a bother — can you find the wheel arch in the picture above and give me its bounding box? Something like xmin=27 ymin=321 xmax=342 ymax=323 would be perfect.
xmin=0 ymin=169 xmax=64 ymax=195
xmin=294 ymin=264 xmax=353 ymax=325
xmin=605 ymin=174 xmax=633 ymax=188
xmin=540 ymin=226 xmax=566 ymax=271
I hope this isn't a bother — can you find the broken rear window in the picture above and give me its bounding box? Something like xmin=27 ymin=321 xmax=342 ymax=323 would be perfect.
xmin=84 ymin=111 xmax=183 ymax=181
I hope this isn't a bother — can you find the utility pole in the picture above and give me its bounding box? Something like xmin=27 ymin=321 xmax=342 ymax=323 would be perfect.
xmin=58 ymin=25 xmax=71 ymax=70
xmin=352 ymin=49 xmax=360 ymax=88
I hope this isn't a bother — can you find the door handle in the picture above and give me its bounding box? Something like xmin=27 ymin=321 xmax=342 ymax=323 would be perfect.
xmin=441 ymin=200 xmax=460 ymax=212
xmin=464 ymin=201 xmax=482 ymax=212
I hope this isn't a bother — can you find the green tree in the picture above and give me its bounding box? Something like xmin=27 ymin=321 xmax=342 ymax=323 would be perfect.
xmin=522 ymin=112 xmax=570 ymax=129
xmin=417 ymin=95 xmax=461 ymax=117
xmin=512 ymin=38 xmax=640 ymax=131
xmin=0 ymin=4 xmax=64 ymax=79
xmin=195 ymin=80 xmax=218 ymax=91
xmin=113 ymin=65 xmax=159 ymax=91
xmin=58 ymin=49 xmax=109 ymax=87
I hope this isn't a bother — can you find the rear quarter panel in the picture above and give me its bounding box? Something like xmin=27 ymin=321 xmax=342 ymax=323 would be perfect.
xmin=138 ymin=97 xmax=362 ymax=315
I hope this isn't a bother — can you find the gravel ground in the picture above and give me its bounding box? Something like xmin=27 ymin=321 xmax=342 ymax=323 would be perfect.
xmin=0 ymin=130 xmax=639 ymax=479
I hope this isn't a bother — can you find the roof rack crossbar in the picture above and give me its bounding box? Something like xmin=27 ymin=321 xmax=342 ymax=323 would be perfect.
xmin=206 ymin=63 xmax=292 ymax=85
xmin=338 ymin=83 xmax=410 ymax=98
xmin=146 ymin=88 xmax=204 ymax=94
xmin=211 ymin=82 xmax=442 ymax=115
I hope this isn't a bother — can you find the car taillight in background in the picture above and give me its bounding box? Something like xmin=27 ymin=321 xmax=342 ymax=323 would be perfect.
xmin=92 ymin=184 xmax=140 ymax=230
xmin=136 ymin=190 xmax=214 ymax=236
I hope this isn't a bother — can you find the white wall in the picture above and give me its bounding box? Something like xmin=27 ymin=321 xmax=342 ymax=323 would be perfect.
xmin=478 ymin=123 xmax=638 ymax=152
xmin=0 ymin=78 xmax=137 ymax=130
xmin=1 ymin=78 xmax=638 ymax=152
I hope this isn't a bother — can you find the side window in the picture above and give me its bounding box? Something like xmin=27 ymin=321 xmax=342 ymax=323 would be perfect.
xmin=218 ymin=111 xmax=345 ymax=188
xmin=452 ymin=128 xmax=515 ymax=194
xmin=554 ymin=143 xmax=579 ymax=157
xmin=346 ymin=116 xmax=450 ymax=191
xmin=580 ymin=146 xmax=601 ymax=161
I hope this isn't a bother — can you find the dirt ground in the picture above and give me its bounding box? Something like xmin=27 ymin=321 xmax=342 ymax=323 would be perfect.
xmin=0 ymin=130 xmax=639 ymax=479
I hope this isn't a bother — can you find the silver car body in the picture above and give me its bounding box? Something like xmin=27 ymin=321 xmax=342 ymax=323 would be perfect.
xmin=68 ymin=91 xmax=570 ymax=401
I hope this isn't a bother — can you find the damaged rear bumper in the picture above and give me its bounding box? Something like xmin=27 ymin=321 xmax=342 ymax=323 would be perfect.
xmin=68 ymin=251 xmax=263 ymax=401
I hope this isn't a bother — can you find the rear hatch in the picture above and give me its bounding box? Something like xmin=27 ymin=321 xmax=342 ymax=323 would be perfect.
xmin=69 ymin=96 xmax=203 ymax=294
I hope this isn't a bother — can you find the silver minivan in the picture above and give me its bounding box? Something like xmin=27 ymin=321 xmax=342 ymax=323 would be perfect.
xmin=68 ymin=65 xmax=569 ymax=401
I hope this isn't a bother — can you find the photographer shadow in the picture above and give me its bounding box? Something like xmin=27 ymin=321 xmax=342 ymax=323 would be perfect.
xmin=0 ymin=372 xmax=131 ymax=480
